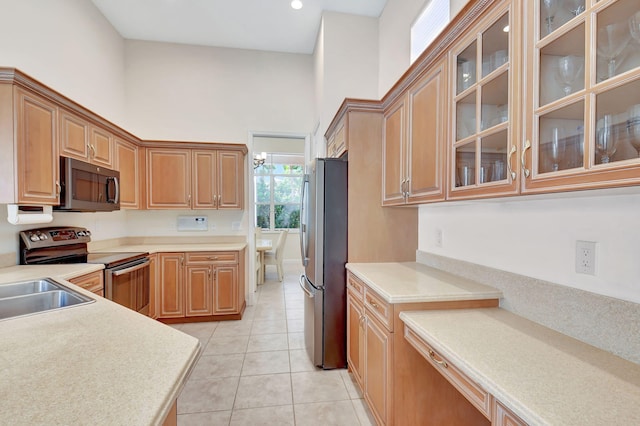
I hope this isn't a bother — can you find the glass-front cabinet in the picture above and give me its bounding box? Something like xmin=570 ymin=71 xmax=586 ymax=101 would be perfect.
xmin=450 ymin=0 xmax=520 ymax=199
xmin=523 ymin=0 xmax=640 ymax=193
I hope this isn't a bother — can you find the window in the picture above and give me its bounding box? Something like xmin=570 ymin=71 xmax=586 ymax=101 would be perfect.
xmin=411 ymin=0 xmax=450 ymax=63
xmin=255 ymin=153 xmax=304 ymax=231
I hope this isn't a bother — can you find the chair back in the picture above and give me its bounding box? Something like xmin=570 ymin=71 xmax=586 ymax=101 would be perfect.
xmin=274 ymin=229 xmax=289 ymax=260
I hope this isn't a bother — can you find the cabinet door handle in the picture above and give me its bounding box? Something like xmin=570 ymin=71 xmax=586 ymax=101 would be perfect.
xmin=208 ymin=268 xmax=212 ymax=279
xmin=507 ymin=144 xmax=517 ymax=180
xmin=218 ymin=194 xmax=221 ymax=206
xmin=400 ymin=179 xmax=405 ymax=196
xmin=188 ymin=194 xmax=192 ymax=207
xmin=213 ymin=194 xmax=217 ymax=208
xmin=180 ymin=256 xmax=184 ymax=266
xmin=208 ymin=256 xmax=219 ymax=260
xmin=55 ymin=180 xmax=61 ymax=195
xmin=88 ymin=144 xmax=96 ymax=157
xmin=521 ymin=139 xmax=531 ymax=178
xmin=428 ymin=349 xmax=448 ymax=368
xmin=405 ymin=178 xmax=410 ymax=198
xmin=368 ymin=299 xmax=379 ymax=309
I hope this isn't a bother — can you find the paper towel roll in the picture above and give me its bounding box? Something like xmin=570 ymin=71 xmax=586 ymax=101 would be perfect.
xmin=7 ymin=204 xmax=53 ymax=225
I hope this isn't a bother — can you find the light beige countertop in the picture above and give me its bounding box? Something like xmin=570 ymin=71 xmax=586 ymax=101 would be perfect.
xmin=346 ymin=262 xmax=502 ymax=303
xmin=93 ymin=242 xmax=247 ymax=254
xmin=400 ymin=308 xmax=640 ymax=425
xmin=0 ymin=268 xmax=201 ymax=425
xmin=0 ymin=263 xmax=104 ymax=283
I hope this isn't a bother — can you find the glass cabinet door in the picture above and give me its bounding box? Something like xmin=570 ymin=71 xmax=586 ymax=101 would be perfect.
xmin=525 ymin=0 xmax=640 ymax=192
xmin=451 ymin=4 xmax=517 ymax=199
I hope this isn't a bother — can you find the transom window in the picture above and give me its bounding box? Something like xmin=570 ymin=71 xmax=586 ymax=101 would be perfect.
xmin=255 ymin=153 xmax=303 ymax=231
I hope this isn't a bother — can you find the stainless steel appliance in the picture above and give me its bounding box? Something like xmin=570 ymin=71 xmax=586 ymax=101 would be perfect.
xmin=19 ymin=227 xmax=149 ymax=315
xmin=299 ymin=158 xmax=348 ymax=369
xmin=56 ymin=156 xmax=120 ymax=211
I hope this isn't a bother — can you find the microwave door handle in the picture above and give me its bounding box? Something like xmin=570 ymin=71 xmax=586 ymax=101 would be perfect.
xmin=107 ymin=176 xmax=119 ymax=204
xmin=111 ymin=260 xmax=150 ymax=277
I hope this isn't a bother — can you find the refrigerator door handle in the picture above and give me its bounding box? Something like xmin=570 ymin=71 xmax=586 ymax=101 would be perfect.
xmin=299 ymin=274 xmax=315 ymax=298
xmin=299 ymin=174 xmax=310 ymax=266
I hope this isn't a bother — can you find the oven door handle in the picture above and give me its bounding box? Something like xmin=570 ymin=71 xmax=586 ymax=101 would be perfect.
xmin=111 ymin=260 xmax=150 ymax=276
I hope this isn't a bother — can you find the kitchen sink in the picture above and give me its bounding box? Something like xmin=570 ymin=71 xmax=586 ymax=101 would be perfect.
xmin=0 ymin=278 xmax=94 ymax=321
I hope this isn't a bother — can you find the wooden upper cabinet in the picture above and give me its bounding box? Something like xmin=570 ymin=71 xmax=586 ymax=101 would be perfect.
xmin=147 ymin=146 xmax=244 ymax=210
xmin=521 ymin=0 xmax=640 ymax=194
xmin=327 ymin=117 xmax=347 ymax=158
xmin=383 ymin=59 xmax=447 ymax=206
xmin=217 ymin=150 xmax=244 ymax=209
xmin=59 ymin=109 xmax=114 ymax=169
xmin=114 ymin=138 xmax=140 ymax=209
xmin=193 ymin=150 xmax=217 ymax=209
xmin=382 ymin=97 xmax=406 ymax=205
xmin=147 ymin=148 xmax=192 ymax=209
xmin=448 ymin=1 xmax=519 ymax=200
xmin=59 ymin=109 xmax=90 ymax=161
xmin=15 ymin=87 xmax=59 ymax=205
xmin=89 ymin=126 xmax=113 ymax=168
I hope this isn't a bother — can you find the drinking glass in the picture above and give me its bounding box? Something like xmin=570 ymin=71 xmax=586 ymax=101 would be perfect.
xmin=548 ymin=127 xmax=566 ymax=171
xmin=565 ymin=0 xmax=584 ymax=17
xmin=555 ymin=55 xmax=584 ymax=96
xmin=597 ymin=23 xmax=631 ymax=80
xmin=459 ymin=61 xmax=476 ymax=91
xmin=630 ymin=12 xmax=640 ymax=44
xmin=541 ymin=0 xmax=559 ymax=35
xmin=627 ymin=104 xmax=640 ymax=158
xmin=596 ymin=114 xmax=617 ymax=164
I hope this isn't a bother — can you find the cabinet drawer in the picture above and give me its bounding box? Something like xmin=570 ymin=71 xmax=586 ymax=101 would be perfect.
xmin=493 ymin=399 xmax=527 ymax=426
xmin=347 ymin=273 xmax=365 ymax=302
xmin=68 ymin=271 xmax=104 ymax=296
xmin=364 ymin=287 xmax=393 ymax=332
xmin=186 ymin=251 xmax=238 ymax=264
xmin=404 ymin=325 xmax=491 ymax=419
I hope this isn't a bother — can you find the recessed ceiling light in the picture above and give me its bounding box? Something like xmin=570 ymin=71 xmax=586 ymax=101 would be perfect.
xmin=291 ymin=0 xmax=303 ymax=10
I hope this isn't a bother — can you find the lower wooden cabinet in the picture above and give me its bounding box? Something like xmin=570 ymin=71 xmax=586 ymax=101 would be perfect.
xmin=68 ymin=270 xmax=104 ymax=297
xmin=157 ymin=250 xmax=245 ymax=321
xmin=346 ymin=271 xmax=500 ymax=426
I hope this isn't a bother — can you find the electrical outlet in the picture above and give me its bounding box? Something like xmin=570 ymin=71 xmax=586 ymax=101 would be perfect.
xmin=575 ymin=241 xmax=596 ymax=275
xmin=435 ymin=228 xmax=443 ymax=248
xmin=231 ymin=221 xmax=241 ymax=231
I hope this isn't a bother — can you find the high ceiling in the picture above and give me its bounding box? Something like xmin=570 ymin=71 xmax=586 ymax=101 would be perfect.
xmin=90 ymin=0 xmax=388 ymax=54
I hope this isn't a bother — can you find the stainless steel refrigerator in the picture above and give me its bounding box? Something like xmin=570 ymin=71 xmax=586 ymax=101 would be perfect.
xmin=299 ymin=158 xmax=348 ymax=369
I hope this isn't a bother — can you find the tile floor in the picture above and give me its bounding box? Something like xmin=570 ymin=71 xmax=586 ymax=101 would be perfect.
xmin=173 ymin=262 xmax=375 ymax=425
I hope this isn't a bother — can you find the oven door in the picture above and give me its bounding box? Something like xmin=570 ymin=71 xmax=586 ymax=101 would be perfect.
xmin=106 ymin=259 xmax=150 ymax=315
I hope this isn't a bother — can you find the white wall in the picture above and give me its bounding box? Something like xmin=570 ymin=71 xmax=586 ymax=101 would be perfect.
xmin=313 ymin=12 xmax=379 ymax=156
xmin=0 ymin=0 xmax=126 ymax=125
xmin=379 ymin=0 xmax=640 ymax=304
xmin=124 ymin=40 xmax=315 ymax=142
xmin=0 ymin=0 xmax=128 ymax=257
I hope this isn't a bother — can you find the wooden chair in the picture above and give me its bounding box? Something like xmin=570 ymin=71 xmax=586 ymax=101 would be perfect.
xmin=263 ymin=229 xmax=288 ymax=281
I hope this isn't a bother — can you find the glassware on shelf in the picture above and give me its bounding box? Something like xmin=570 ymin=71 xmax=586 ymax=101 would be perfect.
xmin=457 ymin=163 xmax=475 ymax=186
xmin=541 ymin=0 xmax=559 ymax=36
xmin=548 ymin=127 xmax=566 ymax=171
xmin=459 ymin=60 xmax=476 ymax=91
xmin=627 ymin=104 xmax=640 ymax=158
xmin=555 ymin=55 xmax=584 ymax=96
xmin=596 ymin=114 xmax=618 ymax=164
xmin=492 ymin=160 xmax=506 ymax=181
xmin=597 ymin=22 xmax=631 ymax=81
xmin=630 ymin=12 xmax=640 ymax=44
xmin=565 ymin=0 xmax=585 ymax=17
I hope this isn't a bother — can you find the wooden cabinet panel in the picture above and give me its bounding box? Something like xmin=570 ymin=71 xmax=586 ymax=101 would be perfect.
xmin=15 ymin=87 xmax=59 ymax=204
xmin=382 ymin=98 xmax=406 ymax=205
xmin=364 ymin=312 xmax=393 ymax=426
xmin=68 ymin=270 xmax=104 ymax=297
xmin=217 ymin=150 xmax=244 ymax=209
xmin=186 ymin=265 xmax=213 ymax=316
xmin=347 ymin=289 xmax=364 ymax=389
xmin=327 ymin=117 xmax=346 ymax=158
xmin=407 ymin=62 xmax=447 ymax=203
xmin=364 ymin=287 xmax=393 ymax=332
xmin=114 ymin=138 xmax=140 ymax=209
xmin=149 ymin=254 xmax=158 ymax=319
xmin=187 ymin=251 xmax=238 ymax=264
xmin=147 ymin=147 xmax=243 ymax=210
xmin=213 ymin=265 xmax=238 ymax=314
xmin=89 ymin=126 xmax=113 ymax=168
xmin=158 ymin=253 xmax=185 ymax=318
xmin=59 ymin=109 xmax=89 ymax=161
xmin=147 ymin=148 xmax=191 ymax=209
xmin=192 ymin=150 xmax=216 ymax=209
xmin=493 ymin=400 xmax=526 ymax=426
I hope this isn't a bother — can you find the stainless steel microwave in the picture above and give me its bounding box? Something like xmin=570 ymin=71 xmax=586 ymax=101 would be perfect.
xmin=56 ymin=157 xmax=120 ymax=212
